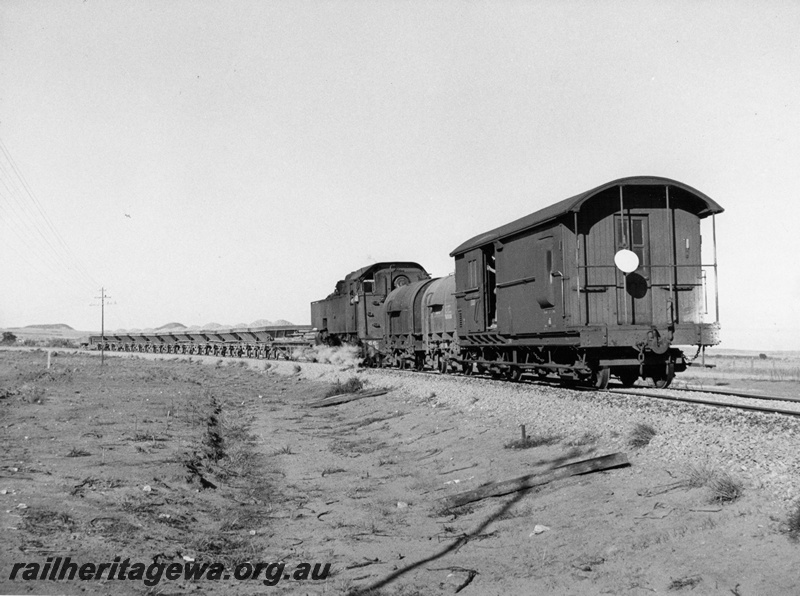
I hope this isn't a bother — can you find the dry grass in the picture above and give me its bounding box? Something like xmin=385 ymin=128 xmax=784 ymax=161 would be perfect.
xmin=786 ymin=501 xmax=800 ymax=541
xmin=22 ymin=509 xmax=75 ymax=534
xmin=686 ymin=463 xmax=715 ymax=488
xmin=325 ymin=376 xmax=364 ymax=397
xmin=668 ymin=575 xmax=702 ymax=590
xmin=686 ymin=463 xmax=744 ymax=504
xmin=706 ymin=472 xmax=744 ymax=503
xmin=628 ymin=423 xmax=657 ymax=448
xmin=504 ymin=433 xmax=562 ymax=449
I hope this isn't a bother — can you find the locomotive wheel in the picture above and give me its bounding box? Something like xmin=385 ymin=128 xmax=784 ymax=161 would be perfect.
xmin=617 ymin=369 xmax=639 ymax=387
xmin=438 ymin=357 xmax=449 ymax=374
xmin=591 ymin=366 xmax=611 ymax=390
xmin=506 ymin=366 xmax=522 ymax=382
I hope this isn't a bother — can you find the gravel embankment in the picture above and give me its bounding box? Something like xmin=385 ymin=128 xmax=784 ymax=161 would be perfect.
xmin=270 ymin=360 xmax=800 ymax=503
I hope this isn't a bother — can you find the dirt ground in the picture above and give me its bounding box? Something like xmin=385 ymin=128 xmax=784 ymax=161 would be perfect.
xmin=1 ymin=349 xmax=798 ymax=595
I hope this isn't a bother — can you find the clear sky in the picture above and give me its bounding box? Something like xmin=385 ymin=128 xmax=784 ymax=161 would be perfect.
xmin=1 ymin=1 xmax=799 ymax=349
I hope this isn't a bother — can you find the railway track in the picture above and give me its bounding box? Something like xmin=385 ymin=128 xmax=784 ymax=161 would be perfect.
xmin=400 ymin=364 xmax=800 ymax=417
xmin=589 ymin=384 xmax=800 ymax=418
xmin=380 ymin=361 xmax=800 ymax=418
xmin=669 ymin=383 xmax=800 ymax=404
xmin=73 ymin=344 xmax=800 ymax=418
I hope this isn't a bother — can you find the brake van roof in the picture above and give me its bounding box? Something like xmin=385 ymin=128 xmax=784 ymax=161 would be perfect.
xmin=450 ymin=176 xmax=723 ymax=257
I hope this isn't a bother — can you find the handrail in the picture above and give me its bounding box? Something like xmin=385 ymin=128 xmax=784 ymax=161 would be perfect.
xmin=495 ymin=275 xmax=537 ymax=289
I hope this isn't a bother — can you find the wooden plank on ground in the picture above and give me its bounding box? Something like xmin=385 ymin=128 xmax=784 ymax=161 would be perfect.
xmin=307 ymin=389 xmax=389 ymax=408
xmin=440 ymin=452 xmax=629 ymax=510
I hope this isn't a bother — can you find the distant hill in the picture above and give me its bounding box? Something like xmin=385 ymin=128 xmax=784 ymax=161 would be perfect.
xmin=247 ymin=319 xmax=296 ymax=327
xmin=249 ymin=319 xmax=273 ymax=327
xmin=87 ymin=319 xmax=294 ymax=335
xmin=23 ymin=323 xmax=74 ymax=330
xmin=156 ymin=322 xmax=187 ymax=330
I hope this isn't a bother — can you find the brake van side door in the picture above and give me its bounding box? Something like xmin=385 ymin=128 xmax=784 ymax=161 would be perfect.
xmin=454 ymin=249 xmax=486 ymax=335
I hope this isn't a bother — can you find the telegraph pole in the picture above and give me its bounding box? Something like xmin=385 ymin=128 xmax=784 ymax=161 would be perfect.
xmin=95 ymin=287 xmax=111 ymax=366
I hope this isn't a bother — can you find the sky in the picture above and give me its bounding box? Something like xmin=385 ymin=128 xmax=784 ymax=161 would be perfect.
xmin=1 ymin=1 xmax=799 ymax=350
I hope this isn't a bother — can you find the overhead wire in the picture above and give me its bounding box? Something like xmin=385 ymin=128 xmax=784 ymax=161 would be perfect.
xmin=0 ymin=154 xmax=99 ymax=290
xmin=0 ymin=141 xmax=98 ymax=290
xmin=0 ymin=135 xmax=101 ymax=294
xmin=0 ymin=201 xmax=82 ymax=285
xmin=0 ymin=185 xmax=96 ymax=292
xmin=0 ymin=189 xmax=98 ymax=296
xmin=0 ymin=193 xmax=89 ymax=294
xmin=0 ymin=180 xmax=81 ymax=276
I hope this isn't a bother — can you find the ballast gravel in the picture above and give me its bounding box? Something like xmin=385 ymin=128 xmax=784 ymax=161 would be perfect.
xmin=271 ymin=360 xmax=800 ymax=503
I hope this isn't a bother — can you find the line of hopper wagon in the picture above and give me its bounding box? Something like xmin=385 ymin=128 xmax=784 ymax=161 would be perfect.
xmin=85 ymin=325 xmax=315 ymax=359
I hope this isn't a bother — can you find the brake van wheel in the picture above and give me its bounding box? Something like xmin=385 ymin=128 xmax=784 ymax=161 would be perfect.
xmin=617 ymin=369 xmax=639 ymax=388
xmin=506 ymin=366 xmax=522 ymax=382
xmin=651 ymin=374 xmax=675 ymax=389
xmin=591 ymin=366 xmax=611 ymax=390
xmin=650 ymin=361 xmax=675 ymax=389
